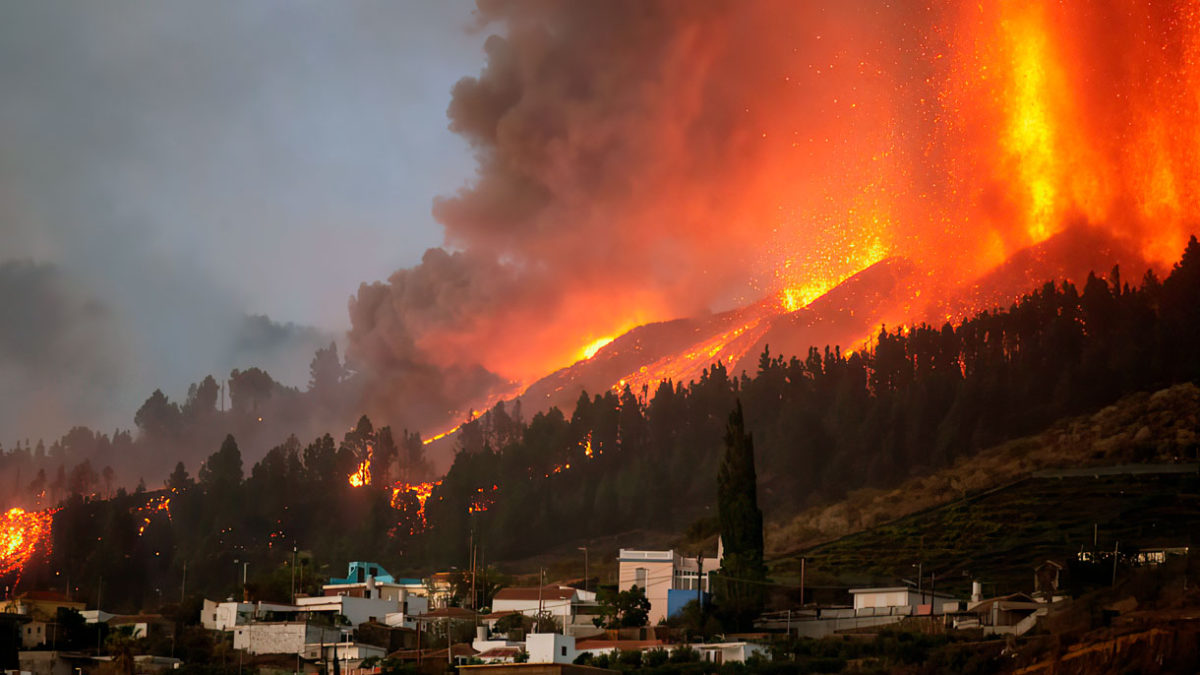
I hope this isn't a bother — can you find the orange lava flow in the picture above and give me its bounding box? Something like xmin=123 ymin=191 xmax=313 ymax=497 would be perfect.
xmin=390 ymin=480 xmax=442 ymax=531
xmin=613 ymin=313 xmax=771 ymax=395
xmin=0 ymin=507 xmax=54 ymax=584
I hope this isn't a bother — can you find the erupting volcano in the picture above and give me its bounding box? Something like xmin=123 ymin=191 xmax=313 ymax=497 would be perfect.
xmin=347 ymin=0 xmax=1200 ymax=441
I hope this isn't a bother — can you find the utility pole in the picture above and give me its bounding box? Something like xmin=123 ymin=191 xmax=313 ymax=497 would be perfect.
xmin=181 ymin=562 xmax=187 ymax=603
xmin=578 ymin=547 xmax=589 ymax=593
xmin=930 ymin=572 xmax=936 ymax=614
xmin=915 ymin=561 xmax=924 ymax=606
xmin=799 ymin=557 xmax=806 ymax=608
xmin=96 ymin=577 xmax=103 ymax=654
xmin=470 ymin=533 xmax=477 ymax=611
xmin=696 ymin=554 xmax=704 ymax=610
xmin=1112 ymin=541 xmax=1120 ymax=586
xmin=537 ymin=568 xmax=545 ymax=632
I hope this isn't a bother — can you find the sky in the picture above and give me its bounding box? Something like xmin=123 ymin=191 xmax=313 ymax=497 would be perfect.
xmin=0 ymin=1 xmax=482 ymax=440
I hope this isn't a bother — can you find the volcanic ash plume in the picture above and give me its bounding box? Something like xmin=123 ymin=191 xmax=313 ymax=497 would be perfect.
xmin=349 ymin=0 xmax=1200 ymax=430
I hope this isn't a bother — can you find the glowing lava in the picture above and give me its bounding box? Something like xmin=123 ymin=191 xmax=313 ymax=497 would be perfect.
xmin=390 ymin=480 xmax=442 ymax=531
xmin=580 ymin=336 xmax=615 ymax=360
xmin=132 ymin=495 xmax=172 ymax=536
xmin=777 ymin=237 xmax=891 ymax=312
xmin=0 ymin=507 xmax=54 ymax=584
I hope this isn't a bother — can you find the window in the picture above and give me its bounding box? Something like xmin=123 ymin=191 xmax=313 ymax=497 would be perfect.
xmin=561 ymin=646 xmax=567 ymax=657
xmin=635 ymin=567 xmax=647 ymax=588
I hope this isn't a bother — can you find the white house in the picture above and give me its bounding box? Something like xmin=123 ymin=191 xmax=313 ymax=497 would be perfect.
xmin=693 ymin=642 xmax=769 ymax=665
xmin=304 ymin=640 xmax=386 ymax=672
xmin=201 ymin=600 xmax=302 ymax=631
xmin=618 ymin=546 xmax=720 ymax=625
xmin=849 ymin=587 xmax=958 ymax=615
xmin=201 ymin=600 xmax=253 ymax=631
xmin=490 ymin=586 xmax=598 ymax=634
xmin=470 ymin=632 xmax=584 ymax=665
xmin=294 ymin=594 xmax=403 ymax=627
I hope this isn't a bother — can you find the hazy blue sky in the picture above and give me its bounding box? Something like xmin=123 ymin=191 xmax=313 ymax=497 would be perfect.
xmin=0 ymin=1 xmax=484 ymax=438
xmin=1 ymin=0 xmax=480 ymax=327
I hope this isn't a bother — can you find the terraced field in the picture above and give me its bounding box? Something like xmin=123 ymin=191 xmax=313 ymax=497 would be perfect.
xmin=772 ymin=469 xmax=1200 ymax=598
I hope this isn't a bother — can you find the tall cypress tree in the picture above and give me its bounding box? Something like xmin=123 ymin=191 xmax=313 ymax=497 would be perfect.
xmin=715 ymin=400 xmax=766 ymax=628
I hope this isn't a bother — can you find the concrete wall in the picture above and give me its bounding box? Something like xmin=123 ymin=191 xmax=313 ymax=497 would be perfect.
xmin=792 ymin=614 xmax=907 ymax=639
xmin=852 ymin=591 xmax=908 ymax=610
xmin=526 ymin=634 xmax=577 ymax=665
xmin=233 ymin=623 xmax=342 ymax=655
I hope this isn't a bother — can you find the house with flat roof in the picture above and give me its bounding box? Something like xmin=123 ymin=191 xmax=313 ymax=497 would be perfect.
xmin=849 ymin=586 xmax=958 ymax=615
xmin=490 ymin=586 xmax=599 ymax=635
xmin=617 ymin=546 xmax=720 ymax=625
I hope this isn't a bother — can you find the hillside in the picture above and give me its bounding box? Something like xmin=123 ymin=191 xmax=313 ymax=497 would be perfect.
xmin=767 ymin=382 xmax=1200 ymax=559
xmin=764 ymin=384 xmax=1200 ymax=597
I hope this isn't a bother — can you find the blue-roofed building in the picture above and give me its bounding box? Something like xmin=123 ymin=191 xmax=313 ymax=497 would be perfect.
xmin=329 ymin=562 xmax=397 ymax=585
xmin=321 ymin=562 xmax=428 ymax=626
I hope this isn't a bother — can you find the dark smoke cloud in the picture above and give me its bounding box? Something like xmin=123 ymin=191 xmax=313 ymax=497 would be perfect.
xmin=348 ymin=1 xmax=928 ymax=427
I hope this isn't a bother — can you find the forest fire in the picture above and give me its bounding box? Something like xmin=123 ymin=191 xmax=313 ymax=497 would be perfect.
xmin=467 ymin=485 xmax=500 ymax=514
xmin=348 ymin=446 xmax=372 ymax=487
xmin=0 ymin=507 xmax=54 ymax=585
xmin=390 ymin=480 xmax=441 ymax=530
xmin=132 ymin=495 xmax=172 ymax=536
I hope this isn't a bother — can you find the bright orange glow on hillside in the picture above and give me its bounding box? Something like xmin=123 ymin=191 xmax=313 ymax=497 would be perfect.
xmin=1 ymin=507 xmax=54 ymax=584
xmin=580 ymin=336 xmax=615 ymax=360
xmin=778 ymin=236 xmax=890 ymax=312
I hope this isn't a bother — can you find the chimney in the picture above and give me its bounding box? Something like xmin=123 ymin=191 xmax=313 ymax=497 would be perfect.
xmin=971 ymin=581 xmax=982 ymax=604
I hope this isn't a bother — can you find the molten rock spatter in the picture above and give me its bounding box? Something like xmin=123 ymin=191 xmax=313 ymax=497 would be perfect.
xmin=0 ymin=507 xmax=54 ymax=585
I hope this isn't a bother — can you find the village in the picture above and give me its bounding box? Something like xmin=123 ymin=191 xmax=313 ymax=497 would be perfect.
xmin=4 ymin=535 xmax=1189 ymax=675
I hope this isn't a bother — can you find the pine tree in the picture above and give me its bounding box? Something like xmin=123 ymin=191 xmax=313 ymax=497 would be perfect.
xmin=714 ymin=400 xmax=766 ymax=628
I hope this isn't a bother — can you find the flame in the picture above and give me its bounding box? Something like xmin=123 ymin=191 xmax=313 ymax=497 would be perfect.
xmin=390 ymin=480 xmax=442 ymax=532
xmin=0 ymin=507 xmax=54 ymax=585
xmin=131 ymin=495 xmax=172 ymax=536
xmin=348 ymin=444 xmax=373 ymax=487
xmin=580 ymin=336 xmax=616 ymax=361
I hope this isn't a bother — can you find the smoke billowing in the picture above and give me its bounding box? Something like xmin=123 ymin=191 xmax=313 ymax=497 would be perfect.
xmin=350 ymin=1 xmax=921 ymax=425
xmin=350 ymin=0 xmax=1200 ymax=430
